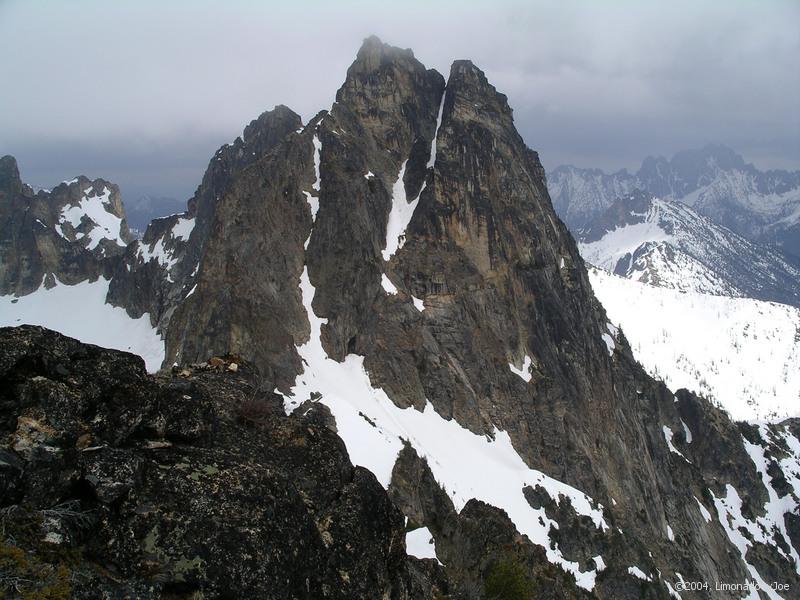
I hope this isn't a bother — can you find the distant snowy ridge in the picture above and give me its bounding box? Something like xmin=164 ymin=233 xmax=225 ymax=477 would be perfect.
xmin=579 ymin=192 xmax=800 ymax=307
xmin=589 ymin=267 xmax=800 ymax=421
xmin=549 ymin=144 xmax=800 ymax=257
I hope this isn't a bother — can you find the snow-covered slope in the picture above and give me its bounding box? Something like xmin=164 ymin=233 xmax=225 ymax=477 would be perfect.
xmin=579 ymin=191 xmax=800 ymax=306
xmin=0 ymin=277 xmax=164 ymax=372
xmin=589 ymin=267 xmax=800 ymax=421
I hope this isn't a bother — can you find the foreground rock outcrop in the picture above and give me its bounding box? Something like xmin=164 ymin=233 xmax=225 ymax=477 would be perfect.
xmin=0 ymin=325 xmax=436 ymax=599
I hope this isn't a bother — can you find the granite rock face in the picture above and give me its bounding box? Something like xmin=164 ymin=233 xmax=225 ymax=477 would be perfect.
xmin=107 ymin=105 xmax=305 ymax=343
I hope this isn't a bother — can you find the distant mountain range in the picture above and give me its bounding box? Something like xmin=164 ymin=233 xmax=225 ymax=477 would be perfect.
xmin=548 ymin=144 xmax=800 ymax=258
xmin=579 ymin=190 xmax=800 ymax=307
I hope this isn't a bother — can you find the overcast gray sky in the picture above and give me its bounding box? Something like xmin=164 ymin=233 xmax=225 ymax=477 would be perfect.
xmin=1 ymin=0 xmax=798 ymax=204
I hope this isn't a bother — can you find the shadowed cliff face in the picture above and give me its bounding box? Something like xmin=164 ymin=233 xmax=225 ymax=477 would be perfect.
xmin=2 ymin=37 xmax=798 ymax=599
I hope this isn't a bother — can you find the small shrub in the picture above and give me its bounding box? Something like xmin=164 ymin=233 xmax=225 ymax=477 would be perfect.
xmin=236 ymin=397 xmax=273 ymax=427
xmin=484 ymin=555 xmax=534 ymax=600
xmin=0 ymin=542 xmax=71 ymax=600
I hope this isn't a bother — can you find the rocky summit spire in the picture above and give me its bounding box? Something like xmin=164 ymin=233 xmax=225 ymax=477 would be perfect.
xmin=0 ymin=155 xmax=22 ymax=196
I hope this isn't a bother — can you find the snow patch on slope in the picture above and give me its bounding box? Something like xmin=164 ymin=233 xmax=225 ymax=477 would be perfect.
xmin=382 ymin=92 xmax=447 ymax=262
xmin=627 ymin=566 xmax=652 ymax=581
xmin=311 ymin=135 xmax=322 ymax=193
xmin=171 ymin=216 xmax=195 ymax=240
xmin=509 ymin=355 xmax=532 ymax=382
xmin=0 ymin=277 xmax=164 ymax=372
xmin=383 ymin=161 xmax=416 ymax=260
xmin=427 ymin=89 xmax=446 ymax=169
xmin=381 ymin=274 xmax=398 ymax=295
xmin=59 ymin=186 xmax=126 ymax=251
xmin=662 ymin=426 xmax=690 ymax=463
xmin=137 ymin=238 xmax=178 ymax=272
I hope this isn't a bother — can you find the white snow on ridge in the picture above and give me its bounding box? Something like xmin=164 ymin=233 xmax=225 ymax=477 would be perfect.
xmin=662 ymin=426 xmax=690 ymax=463
xmin=0 ymin=277 xmax=164 ymax=372
xmin=589 ymin=267 xmax=800 ymax=421
xmin=59 ymin=187 xmax=126 ymax=251
xmin=581 ymin=218 xmax=671 ymax=272
xmin=171 ymin=216 xmax=195 ymax=240
xmin=382 ymin=160 xmax=416 ymax=261
xmin=136 ymin=215 xmax=196 ymax=275
xmin=509 ymin=355 xmax=532 ymax=382
xmin=137 ymin=238 xmax=178 ymax=272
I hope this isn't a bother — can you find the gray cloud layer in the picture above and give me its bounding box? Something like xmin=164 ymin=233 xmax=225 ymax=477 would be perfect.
xmin=1 ymin=0 xmax=798 ymax=204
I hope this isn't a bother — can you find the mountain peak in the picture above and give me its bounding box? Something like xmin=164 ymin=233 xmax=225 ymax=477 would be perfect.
xmin=670 ymin=143 xmax=746 ymax=173
xmin=447 ymin=60 xmax=513 ymax=117
xmin=240 ymin=105 xmax=302 ymax=153
xmin=351 ymin=35 xmax=417 ymax=70
xmin=0 ymin=155 xmax=22 ymax=195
